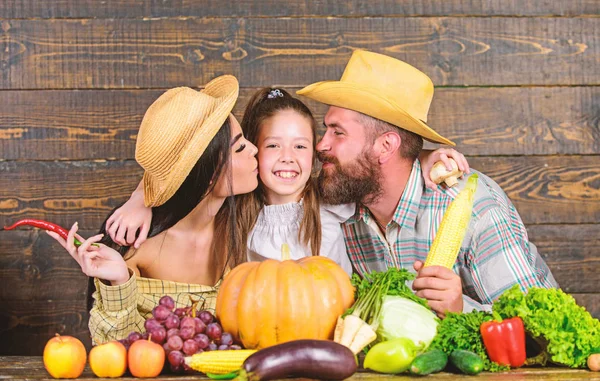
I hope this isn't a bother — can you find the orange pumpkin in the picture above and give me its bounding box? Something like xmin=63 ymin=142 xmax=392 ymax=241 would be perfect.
xmin=216 ymin=255 xmax=354 ymax=349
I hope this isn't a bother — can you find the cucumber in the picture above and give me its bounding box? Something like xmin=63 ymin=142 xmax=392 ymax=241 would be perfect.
xmin=449 ymin=350 xmax=484 ymax=375
xmin=409 ymin=349 xmax=448 ymax=375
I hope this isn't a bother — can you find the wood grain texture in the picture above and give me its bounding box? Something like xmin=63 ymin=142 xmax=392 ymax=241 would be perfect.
xmin=528 ymin=224 xmax=600 ymax=294
xmin=2 ymin=157 xmax=598 ymax=228
xmin=0 ymin=300 xmax=91 ymax=355
xmin=0 ymin=161 xmax=141 ymax=230
xmin=572 ymin=294 xmax=600 ymax=320
xmin=2 ymin=87 xmax=599 ymax=160
xmin=0 ymin=90 xmax=156 ymax=160
xmin=0 ymin=17 xmax=597 ymax=89
xmin=2 ymin=0 xmax=599 ymax=18
xmin=467 ymin=156 xmax=600 ymax=225
xmin=0 ymin=230 xmax=95 ymax=301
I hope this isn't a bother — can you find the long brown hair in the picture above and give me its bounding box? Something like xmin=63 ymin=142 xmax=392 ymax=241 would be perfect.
xmin=88 ymin=119 xmax=240 ymax=310
xmin=236 ymin=88 xmax=322 ymax=256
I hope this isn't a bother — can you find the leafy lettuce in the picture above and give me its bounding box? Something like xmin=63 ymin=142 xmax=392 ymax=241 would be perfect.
xmin=493 ymin=285 xmax=600 ymax=368
xmin=429 ymin=311 xmax=509 ymax=372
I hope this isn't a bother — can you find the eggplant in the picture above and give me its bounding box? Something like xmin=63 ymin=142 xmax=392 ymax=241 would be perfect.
xmin=238 ymin=339 xmax=357 ymax=381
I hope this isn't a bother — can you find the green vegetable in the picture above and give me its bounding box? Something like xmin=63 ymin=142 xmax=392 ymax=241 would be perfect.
xmin=344 ymin=268 xmax=429 ymax=334
xmin=493 ymin=285 xmax=600 ymax=368
xmin=337 ymin=269 xmax=434 ymax=354
xmin=449 ymin=350 xmax=484 ymax=375
xmin=409 ymin=349 xmax=448 ymax=375
xmin=206 ymin=371 xmax=238 ymax=380
xmin=337 ymin=268 xmax=428 ymax=354
xmin=377 ymin=295 xmax=438 ymax=348
xmin=429 ymin=311 xmax=508 ymax=372
xmin=363 ymin=337 xmax=418 ymax=374
xmin=348 ymin=268 xmax=429 ymax=319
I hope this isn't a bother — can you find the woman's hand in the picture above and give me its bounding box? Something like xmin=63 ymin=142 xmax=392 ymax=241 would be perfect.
xmin=47 ymin=222 xmax=130 ymax=286
xmin=105 ymin=185 xmax=152 ymax=249
xmin=420 ymin=148 xmax=470 ymax=190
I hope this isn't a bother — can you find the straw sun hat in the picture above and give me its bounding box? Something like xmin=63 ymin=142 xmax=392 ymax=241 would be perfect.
xmin=297 ymin=50 xmax=454 ymax=146
xmin=135 ymin=75 xmax=239 ymax=207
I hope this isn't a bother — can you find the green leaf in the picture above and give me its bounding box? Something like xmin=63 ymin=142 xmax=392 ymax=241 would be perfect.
xmin=429 ymin=311 xmax=508 ymax=372
xmin=493 ymin=285 xmax=600 ymax=368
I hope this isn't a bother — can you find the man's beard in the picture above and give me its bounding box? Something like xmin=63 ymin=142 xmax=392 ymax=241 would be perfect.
xmin=317 ymin=149 xmax=383 ymax=205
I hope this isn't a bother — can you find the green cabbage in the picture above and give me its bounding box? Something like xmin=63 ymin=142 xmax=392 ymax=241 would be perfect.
xmin=377 ymin=295 xmax=439 ymax=349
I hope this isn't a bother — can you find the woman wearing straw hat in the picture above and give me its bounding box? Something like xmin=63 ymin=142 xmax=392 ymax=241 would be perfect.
xmin=46 ymin=75 xmax=260 ymax=347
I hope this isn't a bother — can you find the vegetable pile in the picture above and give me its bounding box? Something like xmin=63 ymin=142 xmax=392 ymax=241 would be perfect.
xmin=493 ymin=285 xmax=600 ymax=368
xmin=334 ymin=268 xmax=437 ymax=354
xmin=429 ymin=311 xmax=509 ymax=372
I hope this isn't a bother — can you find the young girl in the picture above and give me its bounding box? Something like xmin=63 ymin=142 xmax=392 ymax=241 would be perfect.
xmin=47 ymin=76 xmax=260 ymax=344
xmin=235 ymin=88 xmax=354 ymax=274
xmin=106 ymin=88 xmax=469 ymax=275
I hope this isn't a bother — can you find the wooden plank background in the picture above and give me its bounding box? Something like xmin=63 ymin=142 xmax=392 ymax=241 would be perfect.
xmin=0 ymin=1 xmax=598 ymax=355
xmin=1 ymin=17 xmax=599 ymax=88
xmin=1 ymin=1 xmax=598 ymax=18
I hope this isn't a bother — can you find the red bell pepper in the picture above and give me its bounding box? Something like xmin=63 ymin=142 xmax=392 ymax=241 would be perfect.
xmin=480 ymin=313 xmax=526 ymax=367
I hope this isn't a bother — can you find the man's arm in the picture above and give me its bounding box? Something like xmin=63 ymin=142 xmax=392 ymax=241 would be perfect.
xmin=414 ymin=203 xmax=557 ymax=317
xmin=464 ymin=206 xmax=558 ymax=306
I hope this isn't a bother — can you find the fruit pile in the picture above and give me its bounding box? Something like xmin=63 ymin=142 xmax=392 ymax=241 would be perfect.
xmin=119 ymin=295 xmax=240 ymax=373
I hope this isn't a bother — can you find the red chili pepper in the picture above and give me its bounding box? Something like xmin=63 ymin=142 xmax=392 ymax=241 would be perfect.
xmin=4 ymin=218 xmax=84 ymax=246
xmin=480 ymin=313 xmax=526 ymax=367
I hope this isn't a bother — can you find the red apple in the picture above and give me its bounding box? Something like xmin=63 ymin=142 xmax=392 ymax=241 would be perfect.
xmin=128 ymin=336 xmax=165 ymax=377
xmin=43 ymin=334 xmax=87 ymax=379
xmin=89 ymin=340 xmax=128 ymax=377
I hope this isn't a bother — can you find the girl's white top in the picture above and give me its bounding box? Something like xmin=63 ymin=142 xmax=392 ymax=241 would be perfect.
xmin=247 ymin=201 xmax=355 ymax=275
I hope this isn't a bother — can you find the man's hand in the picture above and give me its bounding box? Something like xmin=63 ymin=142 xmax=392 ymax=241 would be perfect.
xmin=412 ymin=261 xmax=463 ymax=318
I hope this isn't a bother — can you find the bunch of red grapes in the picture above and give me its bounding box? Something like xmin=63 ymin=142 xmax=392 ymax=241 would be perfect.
xmin=118 ymin=295 xmax=241 ymax=373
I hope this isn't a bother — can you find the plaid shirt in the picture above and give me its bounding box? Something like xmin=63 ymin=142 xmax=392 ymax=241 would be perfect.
xmin=88 ymin=271 xmax=219 ymax=344
xmin=342 ymin=160 xmax=557 ymax=312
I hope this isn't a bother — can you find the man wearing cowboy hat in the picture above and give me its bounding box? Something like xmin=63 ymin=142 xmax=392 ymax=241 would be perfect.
xmin=297 ymin=50 xmax=557 ymax=316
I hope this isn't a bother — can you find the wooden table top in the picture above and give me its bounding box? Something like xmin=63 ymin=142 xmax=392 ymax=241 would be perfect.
xmin=1 ymin=356 xmax=599 ymax=380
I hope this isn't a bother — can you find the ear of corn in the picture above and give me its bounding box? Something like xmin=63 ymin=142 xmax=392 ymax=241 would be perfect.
xmin=184 ymin=349 xmax=257 ymax=374
xmin=424 ymin=173 xmax=479 ymax=269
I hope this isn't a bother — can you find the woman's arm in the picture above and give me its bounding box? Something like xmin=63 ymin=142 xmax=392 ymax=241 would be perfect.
xmin=47 ymin=223 xmax=146 ymax=344
xmin=88 ymin=273 xmax=146 ymax=345
xmin=47 ymin=223 xmax=130 ymax=285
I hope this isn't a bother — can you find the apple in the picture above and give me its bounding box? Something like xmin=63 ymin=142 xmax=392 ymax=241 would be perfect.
xmin=128 ymin=336 xmax=165 ymax=377
xmin=89 ymin=340 xmax=128 ymax=378
xmin=43 ymin=334 xmax=87 ymax=379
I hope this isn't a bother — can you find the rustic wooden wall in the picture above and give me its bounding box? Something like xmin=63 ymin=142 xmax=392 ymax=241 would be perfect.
xmin=1 ymin=1 xmax=599 ymax=355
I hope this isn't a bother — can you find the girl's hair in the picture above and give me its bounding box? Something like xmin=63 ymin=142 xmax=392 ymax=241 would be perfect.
xmin=236 ymin=88 xmax=322 ymax=257
xmin=87 ymin=119 xmax=240 ymax=310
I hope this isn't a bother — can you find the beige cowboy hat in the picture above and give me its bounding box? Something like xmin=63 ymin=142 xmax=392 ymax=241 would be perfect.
xmin=135 ymin=75 xmax=239 ymax=207
xmin=296 ymin=50 xmax=454 ymax=146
